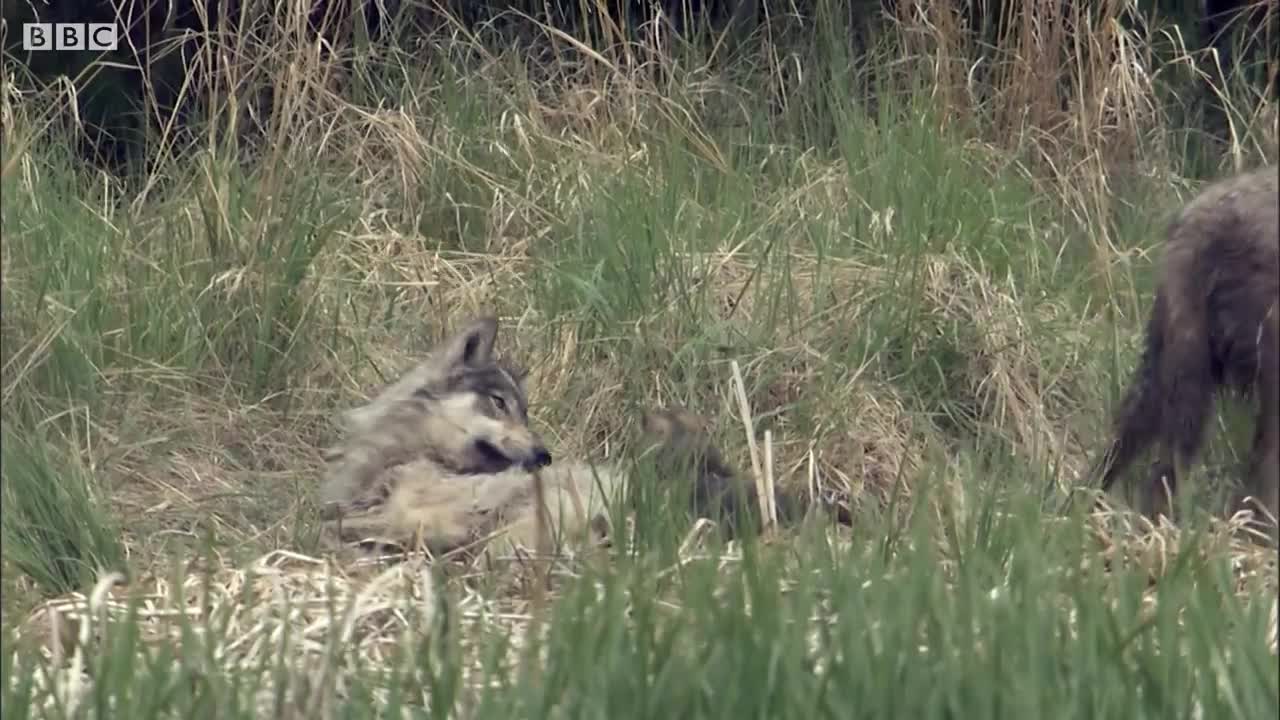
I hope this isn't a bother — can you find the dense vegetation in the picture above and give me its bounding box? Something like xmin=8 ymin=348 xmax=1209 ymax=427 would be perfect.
xmin=2 ymin=1 xmax=1276 ymax=717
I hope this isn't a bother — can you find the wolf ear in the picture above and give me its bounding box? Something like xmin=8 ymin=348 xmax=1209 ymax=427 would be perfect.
xmin=641 ymin=408 xmax=674 ymax=439
xmin=509 ymin=363 xmax=529 ymax=386
xmin=439 ymin=316 xmax=499 ymax=370
xmin=642 ymin=406 xmax=707 ymax=439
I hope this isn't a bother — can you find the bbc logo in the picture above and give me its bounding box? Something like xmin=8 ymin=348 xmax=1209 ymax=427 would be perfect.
xmin=22 ymin=23 xmax=120 ymax=52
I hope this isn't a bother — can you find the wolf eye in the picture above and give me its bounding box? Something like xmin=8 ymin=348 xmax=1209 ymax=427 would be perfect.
xmin=490 ymin=394 xmax=507 ymax=412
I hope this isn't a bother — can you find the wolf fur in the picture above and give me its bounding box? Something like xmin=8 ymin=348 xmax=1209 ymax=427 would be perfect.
xmin=640 ymin=407 xmax=806 ymax=535
xmin=1094 ymin=165 xmax=1279 ymax=523
xmin=320 ymin=316 xmax=802 ymax=555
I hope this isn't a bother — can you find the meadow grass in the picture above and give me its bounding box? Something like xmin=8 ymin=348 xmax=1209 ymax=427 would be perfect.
xmin=1 ymin=1 xmax=1277 ymax=717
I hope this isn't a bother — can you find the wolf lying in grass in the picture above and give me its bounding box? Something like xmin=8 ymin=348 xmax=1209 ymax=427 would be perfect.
xmin=1094 ymin=165 xmax=1278 ymax=526
xmin=319 ymin=316 xmax=806 ymax=555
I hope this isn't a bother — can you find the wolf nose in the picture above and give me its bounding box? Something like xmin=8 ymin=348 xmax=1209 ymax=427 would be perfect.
xmin=525 ymin=447 xmax=552 ymax=470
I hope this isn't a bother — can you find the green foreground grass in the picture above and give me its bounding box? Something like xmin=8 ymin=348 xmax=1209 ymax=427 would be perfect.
xmin=2 ymin=4 xmax=1278 ymax=718
xmin=1 ymin=509 xmax=1277 ymax=719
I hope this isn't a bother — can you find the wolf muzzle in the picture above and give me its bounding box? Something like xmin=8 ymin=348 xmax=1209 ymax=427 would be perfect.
xmin=524 ymin=446 xmax=553 ymax=471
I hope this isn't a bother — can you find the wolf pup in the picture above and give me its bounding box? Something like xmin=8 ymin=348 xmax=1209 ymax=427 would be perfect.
xmin=1094 ymin=165 xmax=1278 ymax=524
xmin=319 ymin=316 xmax=803 ymax=556
xmin=639 ymin=407 xmax=806 ymax=536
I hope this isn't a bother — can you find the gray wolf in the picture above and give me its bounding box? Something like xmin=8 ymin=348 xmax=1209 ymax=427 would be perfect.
xmin=1093 ymin=165 xmax=1279 ymax=525
xmin=319 ymin=316 xmax=805 ymax=556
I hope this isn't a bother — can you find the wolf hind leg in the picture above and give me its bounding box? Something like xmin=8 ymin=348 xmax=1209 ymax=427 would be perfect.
xmin=1097 ymin=297 xmax=1170 ymax=502
xmin=1147 ymin=313 xmax=1215 ymax=520
xmin=1242 ymin=353 xmax=1280 ymax=536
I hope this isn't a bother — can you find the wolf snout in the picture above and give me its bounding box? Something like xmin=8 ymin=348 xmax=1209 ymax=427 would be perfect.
xmin=524 ymin=445 xmax=553 ymax=470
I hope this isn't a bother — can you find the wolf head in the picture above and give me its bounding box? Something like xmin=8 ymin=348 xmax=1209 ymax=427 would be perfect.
xmin=640 ymin=406 xmax=811 ymax=534
xmin=321 ymin=316 xmax=552 ymax=507
xmin=641 ymin=407 xmax=727 ymax=473
xmin=640 ymin=406 xmax=753 ymax=524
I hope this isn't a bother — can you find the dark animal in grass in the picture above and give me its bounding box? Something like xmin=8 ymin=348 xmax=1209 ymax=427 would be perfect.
xmin=1093 ymin=165 xmax=1278 ymax=529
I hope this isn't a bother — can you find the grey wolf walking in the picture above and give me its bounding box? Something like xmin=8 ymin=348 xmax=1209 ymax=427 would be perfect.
xmin=1093 ymin=165 xmax=1279 ymax=526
